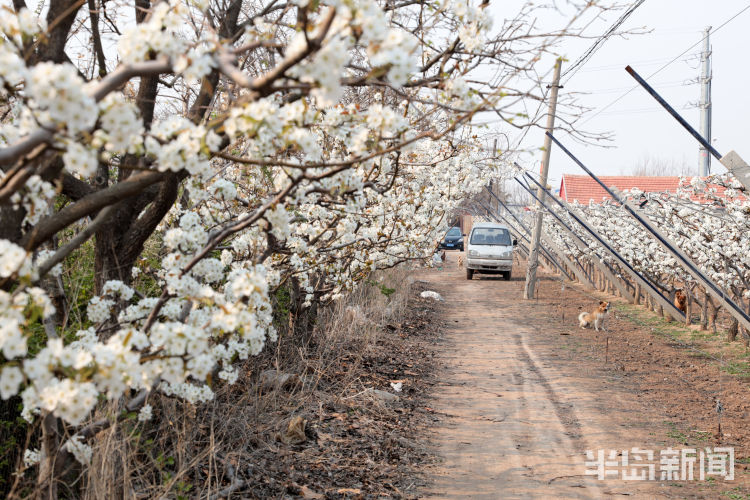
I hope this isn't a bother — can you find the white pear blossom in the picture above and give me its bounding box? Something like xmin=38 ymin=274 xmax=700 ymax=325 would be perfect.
xmin=63 ymin=142 xmax=99 ymax=178
xmin=23 ymin=448 xmax=41 ymax=467
xmin=64 ymin=435 xmax=93 ymax=464
xmin=0 ymin=239 xmax=28 ymax=278
xmin=138 ymin=404 xmax=153 ymax=422
xmin=0 ymin=366 xmax=23 ymax=399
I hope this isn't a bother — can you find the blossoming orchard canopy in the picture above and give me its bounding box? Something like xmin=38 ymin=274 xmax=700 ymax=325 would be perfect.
xmin=558 ymin=174 xmax=748 ymax=205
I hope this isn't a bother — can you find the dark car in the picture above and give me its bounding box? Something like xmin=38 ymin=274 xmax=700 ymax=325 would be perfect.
xmin=439 ymin=226 xmax=464 ymax=251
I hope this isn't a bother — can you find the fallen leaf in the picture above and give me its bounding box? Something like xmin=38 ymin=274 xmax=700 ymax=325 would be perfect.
xmin=278 ymin=416 xmax=307 ymax=445
xmin=337 ymin=488 xmax=362 ymax=495
xmin=316 ymin=432 xmax=332 ymax=445
xmin=300 ymin=485 xmax=324 ymax=499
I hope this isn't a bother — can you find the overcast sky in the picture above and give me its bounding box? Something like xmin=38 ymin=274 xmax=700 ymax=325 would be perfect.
xmin=490 ymin=0 xmax=750 ymax=192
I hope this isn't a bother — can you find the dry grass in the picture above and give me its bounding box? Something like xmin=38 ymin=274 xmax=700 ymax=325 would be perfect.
xmin=31 ymin=267 xmax=419 ymax=499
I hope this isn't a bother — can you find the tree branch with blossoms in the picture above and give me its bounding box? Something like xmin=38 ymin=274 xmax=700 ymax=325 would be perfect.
xmin=0 ymin=0 xmax=628 ymax=494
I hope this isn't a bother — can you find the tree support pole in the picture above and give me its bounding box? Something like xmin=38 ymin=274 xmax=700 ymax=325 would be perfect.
xmin=520 ymin=172 xmax=684 ymax=320
xmin=548 ymin=132 xmax=750 ymax=330
xmin=626 ymin=65 xmax=750 ymax=190
xmin=539 ymin=233 xmax=594 ymax=288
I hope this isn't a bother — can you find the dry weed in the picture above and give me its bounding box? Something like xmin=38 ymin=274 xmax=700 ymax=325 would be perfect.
xmin=33 ymin=267 xmax=424 ymax=499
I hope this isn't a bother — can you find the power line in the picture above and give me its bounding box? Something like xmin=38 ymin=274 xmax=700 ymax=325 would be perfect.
xmin=576 ymin=55 xmax=698 ymax=73
xmin=561 ymin=0 xmax=648 ymax=85
xmin=581 ymin=3 xmax=750 ymax=126
xmin=503 ymin=1 xmax=647 ymax=154
xmin=596 ymin=104 xmax=692 ymax=117
xmin=582 ymin=79 xmax=694 ymax=95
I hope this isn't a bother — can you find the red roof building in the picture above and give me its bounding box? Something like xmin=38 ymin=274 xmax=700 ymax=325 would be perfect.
xmin=558 ymin=174 xmax=745 ymax=204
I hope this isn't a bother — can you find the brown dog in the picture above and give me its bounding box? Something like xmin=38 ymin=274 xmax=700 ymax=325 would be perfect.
xmin=674 ymin=290 xmax=687 ymax=313
xmin=457 ymin=255 xmax=464 ymax=268
xmin=578 ymin=301 xmax=610 ymax=331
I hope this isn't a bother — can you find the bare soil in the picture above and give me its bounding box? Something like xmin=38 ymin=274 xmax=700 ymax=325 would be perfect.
xmin=228 ymin=290 xmax=443 ymax=499
xmin=418 ymin=252 xmax=750 ymax=499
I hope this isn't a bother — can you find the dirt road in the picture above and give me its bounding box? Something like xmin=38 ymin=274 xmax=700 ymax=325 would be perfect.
xmin=419 ymin=253 xmax=732 ymax=499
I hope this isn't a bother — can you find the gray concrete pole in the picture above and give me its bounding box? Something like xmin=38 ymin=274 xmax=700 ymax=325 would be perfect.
xmin=699 ymin=27 xmax=712 ymax=176
xmin=523 ymin=59 xmax=562 ymax=300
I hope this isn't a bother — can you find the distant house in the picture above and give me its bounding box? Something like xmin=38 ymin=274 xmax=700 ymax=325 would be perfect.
xmin=558 ymin=174 xmax=744 ymax=205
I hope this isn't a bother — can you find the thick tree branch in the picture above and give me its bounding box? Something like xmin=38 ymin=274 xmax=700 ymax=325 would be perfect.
xmin=88 ymin=0 xmax=108 ymax=77
xmin=217 ymin=6 xmax=336 ymax=95
xmin=62 ymin=173 xmax=95 ymax=201
xmin=21 ymin=170 xmax=165 ymax=251
xmin=40 ymin=0 xmax=87 ymax=63
xmin=35 ymin=205 xmax=116 ymax=280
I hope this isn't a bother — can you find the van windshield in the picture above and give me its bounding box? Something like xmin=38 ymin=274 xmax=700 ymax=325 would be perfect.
xmin=470 ymin=227 xmax=511 ymax=246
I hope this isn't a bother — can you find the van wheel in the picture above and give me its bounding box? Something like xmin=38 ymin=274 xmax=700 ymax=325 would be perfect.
xmin=503 ymin=271 xmax=511 ymax=281
xmin=466 ymin=269 xmax=474 ymax=280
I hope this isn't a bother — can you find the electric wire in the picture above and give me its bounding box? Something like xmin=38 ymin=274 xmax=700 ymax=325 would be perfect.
xmin=560 ymin=0 xmax=648 ymax=85
xmin=581 ymin=3 xmax=750 ymax=126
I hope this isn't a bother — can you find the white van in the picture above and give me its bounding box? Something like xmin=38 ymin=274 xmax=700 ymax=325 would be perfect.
xmin=465 ymin=222 xmax=516 ymax=280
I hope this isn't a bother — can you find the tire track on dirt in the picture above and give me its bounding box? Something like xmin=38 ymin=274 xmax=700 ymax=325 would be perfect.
xmin=420 ymin=264 xmax=604 ymax=499
xmin=513 ymin=332 xmax=586 ymax=446
xmin=420 ymin=253 xmax=711 ymax=499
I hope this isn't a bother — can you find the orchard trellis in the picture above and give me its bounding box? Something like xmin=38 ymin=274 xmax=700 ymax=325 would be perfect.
xmin=507 ymin=164 xmax=750 ymax=335
xmin=495 ymin=65 xmax=750 ymax=342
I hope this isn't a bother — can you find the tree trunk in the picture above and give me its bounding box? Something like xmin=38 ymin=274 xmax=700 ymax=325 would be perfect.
xmin=0 ymin=205 xmax=24 ymax=244
xmin=700 ymin=293 xmax=709 ymax=331
xmin=709 ymin=298 xmax=719 ymax=334
xmin=728 ymin=317 xmax=739 ymax=342
xmin=38 ymin=412 xmax=62 ymax=499
xmin=94 ymin=172 xmax=181 ymax=293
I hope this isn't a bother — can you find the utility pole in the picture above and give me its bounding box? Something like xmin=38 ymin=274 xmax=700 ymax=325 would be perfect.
xmin=698 ymin=26 xmax=712 ymax=176
xmin=490 ymin=138 xmax=498 ymax=213
xmin=524 ymin=59 xmax=562 ymax=300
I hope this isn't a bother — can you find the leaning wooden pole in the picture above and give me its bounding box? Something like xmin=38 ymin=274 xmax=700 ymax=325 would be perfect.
xmin=525 ymin=59 xmax=562 ymax=300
